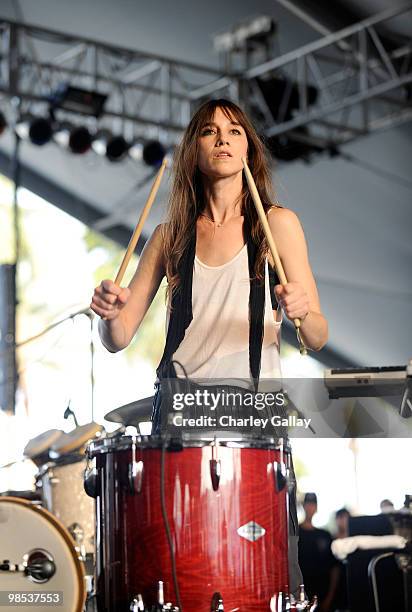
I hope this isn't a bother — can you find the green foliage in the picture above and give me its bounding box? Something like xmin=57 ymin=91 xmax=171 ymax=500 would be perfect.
xmin=84 ymin=226 xmax=166 ymax=368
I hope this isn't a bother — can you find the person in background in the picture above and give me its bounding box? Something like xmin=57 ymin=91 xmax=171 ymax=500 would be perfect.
xmin=332 ymin=508 xmax=351 ymax=612
xmin=380 ymin=498 xmax=395 ymax=513
xmin=298 ymin=493 xmax=340 ymax=612
xmin=335 ymin=507 xmax=350 ymax=539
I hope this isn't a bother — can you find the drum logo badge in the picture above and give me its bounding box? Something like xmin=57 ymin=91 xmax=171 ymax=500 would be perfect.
xmin=237 ymin=521 xmax=266 ymax=542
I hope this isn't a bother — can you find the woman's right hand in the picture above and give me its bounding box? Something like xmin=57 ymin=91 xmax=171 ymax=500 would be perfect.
xmin=90 ymin=280 xmax=131 ymax=321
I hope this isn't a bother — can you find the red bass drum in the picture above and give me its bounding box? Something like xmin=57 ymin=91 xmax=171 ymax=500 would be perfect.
xmin=87 ymin=435 xmax=291 ymax=611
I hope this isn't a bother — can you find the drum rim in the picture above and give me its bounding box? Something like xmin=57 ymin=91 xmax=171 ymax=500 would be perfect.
xmin=87 ymin=434 xmax=290 ymax=456
xmin=0 ymin=496 xmax=86 ymax=612
xmin=35 ymin=453 xmax=87 ymax=479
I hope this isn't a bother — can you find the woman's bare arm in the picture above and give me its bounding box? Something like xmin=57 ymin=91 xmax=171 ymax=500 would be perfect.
xmin=93 ymin=224 xmax=166 ymax=352
xmin=267 ymin=207 xmax=328 ymax=351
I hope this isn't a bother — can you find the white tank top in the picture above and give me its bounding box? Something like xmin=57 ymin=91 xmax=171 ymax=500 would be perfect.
xmin=165 ymin=242 xmax=283 ymax=386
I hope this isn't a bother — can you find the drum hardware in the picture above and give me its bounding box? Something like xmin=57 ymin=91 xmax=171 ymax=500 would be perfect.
xmin=270 ymin=591 xmax=288 ymax=611
xmin=24 ymin=550 xmax=57 ymax=583
xmin=210 ymin=440 xmax=221 ymax=491
xmin=294 ymin=585 xmax=318 ymax=611
xmin=211 ymin=592 xmax=224 ymax=610
xmin=274 ymin=436 xmax=288 ymax=492
xmin=158 ymin=580 xmax=165 ymax=606
xmin=270 ymin=591 xmax=318 ymax=611
xmin=130 ymin=594 xmax=145 ymax=610
xmin=273 ymin=461 xmax=287 ymax=492
xmin=1 ymin=551 xmax=56 ymax=583
xmin=68 ymin=522 xmax=87 ymax=561
xmin=128 ymin=438 xmax=144 ymax=495
xmin=84 ymin=456 xmax=98 ymax=498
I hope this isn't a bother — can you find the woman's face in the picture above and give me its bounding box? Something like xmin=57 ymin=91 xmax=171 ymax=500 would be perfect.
xmin=196 ymin=106 xmax=248 ymax=179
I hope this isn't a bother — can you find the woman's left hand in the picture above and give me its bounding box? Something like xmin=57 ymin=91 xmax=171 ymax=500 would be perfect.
xmin=274 ymin=282 xmax=310 ymax=322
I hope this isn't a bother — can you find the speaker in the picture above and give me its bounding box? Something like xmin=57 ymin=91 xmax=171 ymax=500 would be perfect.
xmin=0 ymin=263 xmax=17 ymax=414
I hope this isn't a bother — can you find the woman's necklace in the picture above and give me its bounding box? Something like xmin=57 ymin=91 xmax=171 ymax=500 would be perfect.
xmin=200 ymin=212 xmax=224 ymax=228
xmin=199 ymin=212 xmax=241 ymax=228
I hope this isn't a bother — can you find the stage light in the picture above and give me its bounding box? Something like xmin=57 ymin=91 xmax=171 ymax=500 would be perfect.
xmin=54 ymin=122 xmax=92 ymax=154
xmin=68 ymin=126 xmax=92 ymax=154
xmin=28 ymin=117 xmax=53 ymax=146
xmin=91 ymin=129 xmax=112 ymax=156
xmin=53 ymin=121 xmax=72 ymax=148
xmin=106 ymin=135 xmax=129 ymax=162
xmin=142 ymin=140 xmax=166 ymax=167
xmin=0 ymin=111 xmax=7 ymax=136
xmin=50 ymin=84 xmax=108 ymax=118
xmin=128 ymin=139 xmax=144 ymax=162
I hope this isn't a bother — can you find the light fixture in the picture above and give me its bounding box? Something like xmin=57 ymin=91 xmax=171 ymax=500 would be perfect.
xmin=128 ymin=138 xmax=145 ymax=162
xmin=53 ymin=122 xmax=92 ymax=154
xmin=28 ymin=117 xmax=53 ymax=146
xmin=106 ymin=135 xmax=129 ymax=162
xmin=50 ymin=84 xmax=108 ymax=118
xmin=68 ymin=126 xmax=92 ymax=154
xmin=53 ymin=121 xmax=73 ymax=148
xmin=142 ymin=140 xmax=166 ymax=167
xmin=91 ymin=129 xmax=112 ymax=156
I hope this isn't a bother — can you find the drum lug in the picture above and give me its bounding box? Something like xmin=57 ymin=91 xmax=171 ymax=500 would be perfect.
xmin=270 ymin=587 xmax=318 ymax=611
xmin=128 ymin=459 xmax=144 ymax=494
xmin=211 ymin=592 xmax=224 ymax=610
xmin=270 ymin=592 xmax=289 ymax=611
xmin=294 ymin=585 xmax=318 ymax=611
xmin=129 ymin=594 xmax=145 ymax=611
xmin=84 ymin=458 xmax=99 ymax=498
xmin=210 ymin=459 xmax=221 ymax=491
xmin=273 ymin=461 xmax=287 ymax=492
xmin=210 ymin=440 xmax=221 ymax=491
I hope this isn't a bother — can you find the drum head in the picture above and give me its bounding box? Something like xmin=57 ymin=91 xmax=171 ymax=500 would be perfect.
xmin=52 ymin=422 xmax=102 ymax=455
xmin=24 ymin=430 xmax=64 ymax=459
xmin=0 ymin=497 xmax=86 ymax=611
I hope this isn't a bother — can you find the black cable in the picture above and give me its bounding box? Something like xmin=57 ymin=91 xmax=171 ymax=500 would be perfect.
xmin=160 ymin=442 xmax=183 ymax=611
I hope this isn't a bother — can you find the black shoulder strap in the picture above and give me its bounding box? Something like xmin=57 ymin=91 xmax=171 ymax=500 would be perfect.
xmin=156 ymin=227 xmax=196 ymax=380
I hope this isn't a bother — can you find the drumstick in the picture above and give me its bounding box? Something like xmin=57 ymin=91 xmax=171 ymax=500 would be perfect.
xmin=241 ymin=157 xmax=307 ymax=355
xmin=114 ymin=157 xmax=168 ymax=286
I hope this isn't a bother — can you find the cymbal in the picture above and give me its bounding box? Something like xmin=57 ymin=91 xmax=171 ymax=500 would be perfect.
xmin=104 ymin=396 xmax=154 ymax=425
xmin=52 ymin=422 xmax=103 ymax=455
xmin=24 ymin=429 xmax=64 ymax=459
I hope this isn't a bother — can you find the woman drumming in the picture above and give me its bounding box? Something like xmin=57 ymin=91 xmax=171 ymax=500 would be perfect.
xmin=90 ymin=98 xmax=328 ymax=602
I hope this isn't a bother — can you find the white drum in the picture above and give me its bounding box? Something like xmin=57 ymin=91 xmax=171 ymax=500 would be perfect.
xmin=0 ymin=496 xmax=86 ymax=612
xmin=37 ymin=457 xmax=95 ymax=556
xmin=36 ymin=422 xmax=103 ymax=558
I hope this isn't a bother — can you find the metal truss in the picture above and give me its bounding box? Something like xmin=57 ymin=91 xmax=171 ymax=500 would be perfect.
xmin=0 ymin=3 xmax=411 ymax=151
xmin=239 ymin=3 xmax=412 ymax=149
xmin=0 ymin=20 xmax=237 ymax=144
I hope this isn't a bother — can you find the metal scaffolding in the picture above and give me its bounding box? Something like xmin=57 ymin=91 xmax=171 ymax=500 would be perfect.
xmin=241 ymin=3 xmax=412 ymax=148
xmin=0 ymin=3 xmax=411 ymax=151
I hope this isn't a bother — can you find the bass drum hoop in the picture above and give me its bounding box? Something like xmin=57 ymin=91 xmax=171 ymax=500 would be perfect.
xmin=87 ymin=434 xmax=291 ymax=457
xmin=0 ymin=496 xmax=86 ymax=612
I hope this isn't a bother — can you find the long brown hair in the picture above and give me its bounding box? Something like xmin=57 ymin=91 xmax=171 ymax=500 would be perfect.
xmin=162 ymin=98 xmax=279 ymax=296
